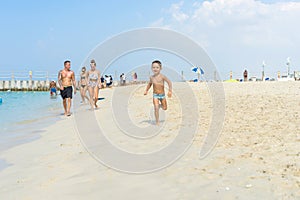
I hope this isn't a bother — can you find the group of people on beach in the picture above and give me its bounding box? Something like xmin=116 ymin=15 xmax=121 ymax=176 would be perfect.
xmin=78 ymin=59 xmax=101 ymax=109
xmin=57 ymin=59 xmax=101 ymax=116
xmin=57 ymin=59 xmax=172 ymax=125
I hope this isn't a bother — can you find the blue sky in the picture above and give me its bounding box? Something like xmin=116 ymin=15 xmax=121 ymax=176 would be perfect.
xmin=0 ymin=0 xmax=299 ymax=80
xmin=0 ymin=1 xmax=170 ymax=70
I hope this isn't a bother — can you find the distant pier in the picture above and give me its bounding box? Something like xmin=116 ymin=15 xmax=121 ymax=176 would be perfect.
xmin=0 ymin=71 xmax=56 ymax=91
xmin=0 ymin=80 xmax=52 ymax=91
xmin=0 ymin=71 xmax=148 ymax=91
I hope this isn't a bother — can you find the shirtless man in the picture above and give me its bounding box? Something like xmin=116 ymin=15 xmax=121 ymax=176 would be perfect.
xmin=144 ymin=60 xmax=172 ymax=125
xmin=58 ymin=60 xmax=76 ymax=116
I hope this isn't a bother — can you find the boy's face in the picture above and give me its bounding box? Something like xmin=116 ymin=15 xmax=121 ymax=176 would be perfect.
xmin=152 ymin=63 xmax=161 ymax=75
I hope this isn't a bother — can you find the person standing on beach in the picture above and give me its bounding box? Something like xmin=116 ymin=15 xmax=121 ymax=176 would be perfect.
xmin=58 ymin=60 xmax=76 ymax=116
xmin=87 ymin=59 xmax=101 ymax=110
xmin=133 ymin=72 xmax=137 ymax=84
xmin=49 ymin=81 xmax=57 ymax=96
xmin=144 ymin=60 xmax=172 ymax=125
xmin=244 ymin=69 xmax=248 ymax=82
xmin=100 ymin=76 xmax=106 ymax=88
xmin=80 ymin=66 xmax=89 ymax=104
xmin=123 ymin=73 xmax=126 ymax=85
xmin=105 ymin=75 xmax=113 ymax=87
xmin=120 ymin=73 xmax=124 ymax=86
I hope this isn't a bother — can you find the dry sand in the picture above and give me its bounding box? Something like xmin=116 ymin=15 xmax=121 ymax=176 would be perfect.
xmin=0 ymin=82 xmax=299 ymax=200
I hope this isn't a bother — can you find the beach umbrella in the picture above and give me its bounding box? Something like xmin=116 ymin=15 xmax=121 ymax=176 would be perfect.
xmin=191 ymin=66 xmax=204 ymax=75
xmin=191 ymin=66 xmax=204 ymax=82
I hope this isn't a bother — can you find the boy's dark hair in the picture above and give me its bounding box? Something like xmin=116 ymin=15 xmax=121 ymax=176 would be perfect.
xmin=64 ymin=60 xmax=71 ymax=65
xmin=152 ymin=60 xmax=162 ymax=68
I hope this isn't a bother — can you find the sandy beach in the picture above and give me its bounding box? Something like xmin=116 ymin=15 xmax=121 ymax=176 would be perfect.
xmin=0 ymin=82 xmax=299 ymax=200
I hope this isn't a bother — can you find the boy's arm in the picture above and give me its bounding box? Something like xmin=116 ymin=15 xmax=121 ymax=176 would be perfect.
xmin=144 ymin=77 xmax=152 ymax=95
xmin=163 ymin=75 xmax=172 ymax=97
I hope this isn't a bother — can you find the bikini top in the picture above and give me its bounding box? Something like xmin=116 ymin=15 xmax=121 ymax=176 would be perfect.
xmin=81 ymin=74 xmax=86 ymax=80
xmin=89 ymin=72 xmax=98 ymax=80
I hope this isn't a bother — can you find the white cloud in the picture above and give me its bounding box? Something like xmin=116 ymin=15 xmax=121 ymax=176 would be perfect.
xmin=150 ymin=0 xmax=300 ymax=78
xmin=169 ymin=1 xmax=189 ymax=23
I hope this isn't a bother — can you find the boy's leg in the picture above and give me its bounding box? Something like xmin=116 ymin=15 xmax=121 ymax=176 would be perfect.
xmin=153 ymin=98 xmax=160 ymax=125
xmin=160 ymin=98 xmax=167 ymax=110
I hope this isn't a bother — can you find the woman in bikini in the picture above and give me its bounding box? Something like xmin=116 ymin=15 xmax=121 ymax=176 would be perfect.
xmin=87 ymin=59 xmax=101 ymax=109
xmin=80 ymin=66 xmax=89 ymax=104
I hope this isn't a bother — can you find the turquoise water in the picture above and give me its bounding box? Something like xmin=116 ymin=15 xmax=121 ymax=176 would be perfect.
xmin=0 ymin=91 xmax=62 ymax=152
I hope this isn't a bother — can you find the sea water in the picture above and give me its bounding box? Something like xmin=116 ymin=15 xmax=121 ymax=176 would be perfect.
xmin=0 ymin=91 xmax=62 ymax=151
xmin=0 ymin=91 xmax=63 ymax=170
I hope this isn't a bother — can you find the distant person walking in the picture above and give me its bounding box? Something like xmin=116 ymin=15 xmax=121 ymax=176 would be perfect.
xmin=87 ymin=59 xmax=101 ymax=109
xmin=120 ymin=73 xmax=126 ymax=85
xmin=244 ymin=69 xmax=248 ymax=82
xmin=120 ymin=73 xmax=124 ymax=86
xmin=80 ymin=66 xmax=89 ymax=104
xmin=58 ymin=60 xmax=76 ymax=116
xmin=133 ymin=72 xmax=137 ymax=84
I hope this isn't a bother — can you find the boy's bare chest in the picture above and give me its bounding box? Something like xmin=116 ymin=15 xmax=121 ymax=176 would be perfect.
xmin=152 ymin=76 xmax=164 ymax=84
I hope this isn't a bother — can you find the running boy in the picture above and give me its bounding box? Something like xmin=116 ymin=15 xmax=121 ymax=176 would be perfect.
xmin=144 ymin=60 xmax=172 ymax=125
